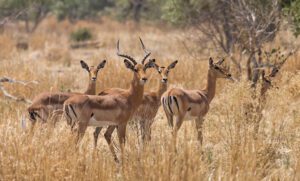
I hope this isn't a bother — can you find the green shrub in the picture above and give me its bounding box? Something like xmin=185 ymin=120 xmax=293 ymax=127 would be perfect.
xmin=283 ymin=0 xmax=300 ymax=37
xmin=70 ymin=28 xmax=93 ymax=42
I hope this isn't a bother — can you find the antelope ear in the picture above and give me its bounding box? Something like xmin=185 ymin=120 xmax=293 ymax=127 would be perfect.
xmin=97 ymin=60 xmax=107 ymax=70
xmin=209 ymin=57 xmax=214 ymax=67
xmin=153 ymin=63 xmax=160 ymax=72
xmin=80 ymin=60 xmax=89 ymax=71
xmin=167 ymin=60 xmax=178 ymax=69
xmin=124 ymin=59 xmax=135 ymax=71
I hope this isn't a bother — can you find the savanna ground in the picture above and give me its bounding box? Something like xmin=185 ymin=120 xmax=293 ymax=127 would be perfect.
xmin=0 ymin=17 xmax=300 ymax=180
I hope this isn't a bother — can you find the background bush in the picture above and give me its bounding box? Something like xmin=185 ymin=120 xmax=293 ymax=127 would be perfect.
xmin=70 ymin=28 xmax=93 ymax=42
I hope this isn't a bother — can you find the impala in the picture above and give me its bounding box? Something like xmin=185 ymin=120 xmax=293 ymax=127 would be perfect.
xmin=161 ymin=57 xmax=233 ymax=144
xmin=27 ymin=60 xmax=106 ymax=126
xmin=93 ymin=60 xmax=178 ymax=145
xmin=63 ymin=39 xmax=155 ymax=162
xmin=251 ymin=57 xmax=289 ymax=137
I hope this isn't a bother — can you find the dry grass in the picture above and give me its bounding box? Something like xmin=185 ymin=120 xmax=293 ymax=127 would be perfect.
xmin=0 ymin=17 xmax=299 ymax=180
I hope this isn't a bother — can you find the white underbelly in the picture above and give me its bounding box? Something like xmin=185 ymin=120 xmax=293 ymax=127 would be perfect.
xmin=88 ymin=117 xmax=118 ymax=127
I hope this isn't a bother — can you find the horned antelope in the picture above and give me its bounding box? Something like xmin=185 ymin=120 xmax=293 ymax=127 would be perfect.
xmin=93 ymin=60 xmax=178 ymax=145
xmin=63 ymin=39 xmax=155 ymax=162
xmin=161 ymin=57 xmax=233 ymax=144
xmin=27 ymin=60 xmax=106 ymax=127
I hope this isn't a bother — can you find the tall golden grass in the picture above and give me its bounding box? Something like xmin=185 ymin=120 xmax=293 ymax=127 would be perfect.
xmin=0 ymin=17 xmax=299 ymax=180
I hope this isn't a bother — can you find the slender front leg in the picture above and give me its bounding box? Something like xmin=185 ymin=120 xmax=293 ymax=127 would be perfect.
xmin=135 ymin=119 xmax=145 ymax=146
xmin=195 ymin=117 xmax=204 ymax=144
xmin=93 ymin=127 xmax=103 ymax=147
xmin=117 ymin=124 xmax=127 ymax=161
xmin=139 ymin=119 xmax=145 ymax=143
xmin=143 ymin=119 xmax=153 ymax=142
xmin=104 ymin=126 xmax=118 ymax=162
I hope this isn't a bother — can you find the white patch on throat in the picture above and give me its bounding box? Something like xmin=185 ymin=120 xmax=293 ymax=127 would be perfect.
xmin=139 ymin=80 xmax=146 ymax=85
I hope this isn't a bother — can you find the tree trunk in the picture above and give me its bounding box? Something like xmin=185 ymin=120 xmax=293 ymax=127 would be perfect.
xmin=132 ymin=0 xmax=143 ymax=23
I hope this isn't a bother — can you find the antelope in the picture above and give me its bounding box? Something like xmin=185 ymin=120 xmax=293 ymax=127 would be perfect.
xmin=27 ymin=60 xmax=107 ymax=126
xmin=63 ymin=39 xmax=155 ymax=162
xmin=249 ymin=55 xmax=289 ymax=137
xmin=161 ymin=57 xmax=233 ymax=144
xmin=93 ymin=60 xmax=178 ymax=145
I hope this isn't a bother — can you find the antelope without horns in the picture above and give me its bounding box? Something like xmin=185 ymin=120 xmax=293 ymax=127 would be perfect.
xmin=27 ymin=60 xmax=106 ymax=127
xmin=249 ymin=55 xmax=289 ymax=137
xmin=161 ymin=57 xmax=233 ymax=144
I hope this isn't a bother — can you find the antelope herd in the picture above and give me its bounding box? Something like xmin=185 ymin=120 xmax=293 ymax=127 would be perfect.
xmin=27 ymin=38 xmax=288 ymax=162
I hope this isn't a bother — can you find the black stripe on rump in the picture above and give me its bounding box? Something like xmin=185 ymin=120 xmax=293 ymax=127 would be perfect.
xmin=168 ymin=96 xmax=173 ymax=114
xmin=173 ymin=96 xmax=179 ymax=112
xmin=69 ymin=105 xmax=78 ymax=118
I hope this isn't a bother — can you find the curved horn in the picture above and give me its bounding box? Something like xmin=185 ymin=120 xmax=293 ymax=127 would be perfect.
xmin=139 ymin=37 xmax=151 ymax=64
xmin=116 ymin=40 xmax=137 ymax=65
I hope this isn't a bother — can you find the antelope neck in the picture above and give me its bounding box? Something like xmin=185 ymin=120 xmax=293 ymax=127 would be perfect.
xmin=203 ymin=69 xmax=217 ymax=103
xmin=128 ymin=73 xmax=145 ymax=109
xmin=84 ymin=78 xmax=96 ymax=95
xmin=156 ymin=79 xmax=168 ymax=99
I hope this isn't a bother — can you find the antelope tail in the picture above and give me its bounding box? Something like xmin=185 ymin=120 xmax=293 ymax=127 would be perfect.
xmin=28 ymin=110 xmax=37 ymax=121
xmin=28 ymin=107 xmax=43 ymax=122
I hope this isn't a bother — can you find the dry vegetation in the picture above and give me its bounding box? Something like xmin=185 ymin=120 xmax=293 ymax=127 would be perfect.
xmin=0 ymin=17 xmax=300 ymax=180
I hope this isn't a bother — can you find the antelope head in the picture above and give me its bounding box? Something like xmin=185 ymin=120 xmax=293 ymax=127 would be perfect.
xmin=153 ymin=60 xmax=178 ymax=83
xmin=260 ymin=55 xmax=289 ymax=93
xmin=116 ymin=38 xmax=155 ymax=85
xmin=80 ymin=60 xmax=107 ymax=82
xmin=209 ymin=57 xmax=233 ymax=81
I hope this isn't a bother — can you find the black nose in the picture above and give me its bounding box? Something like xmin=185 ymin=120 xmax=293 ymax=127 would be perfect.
xmin=92 ymin=77 xmax=96 ymax=81
xmin=162 ymin=78 xmax=168 ymax=82
xmin=142 ymin=78 xmax=147 ymax=81
xmin=228 ymin=74 xmax=232 ymax=77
